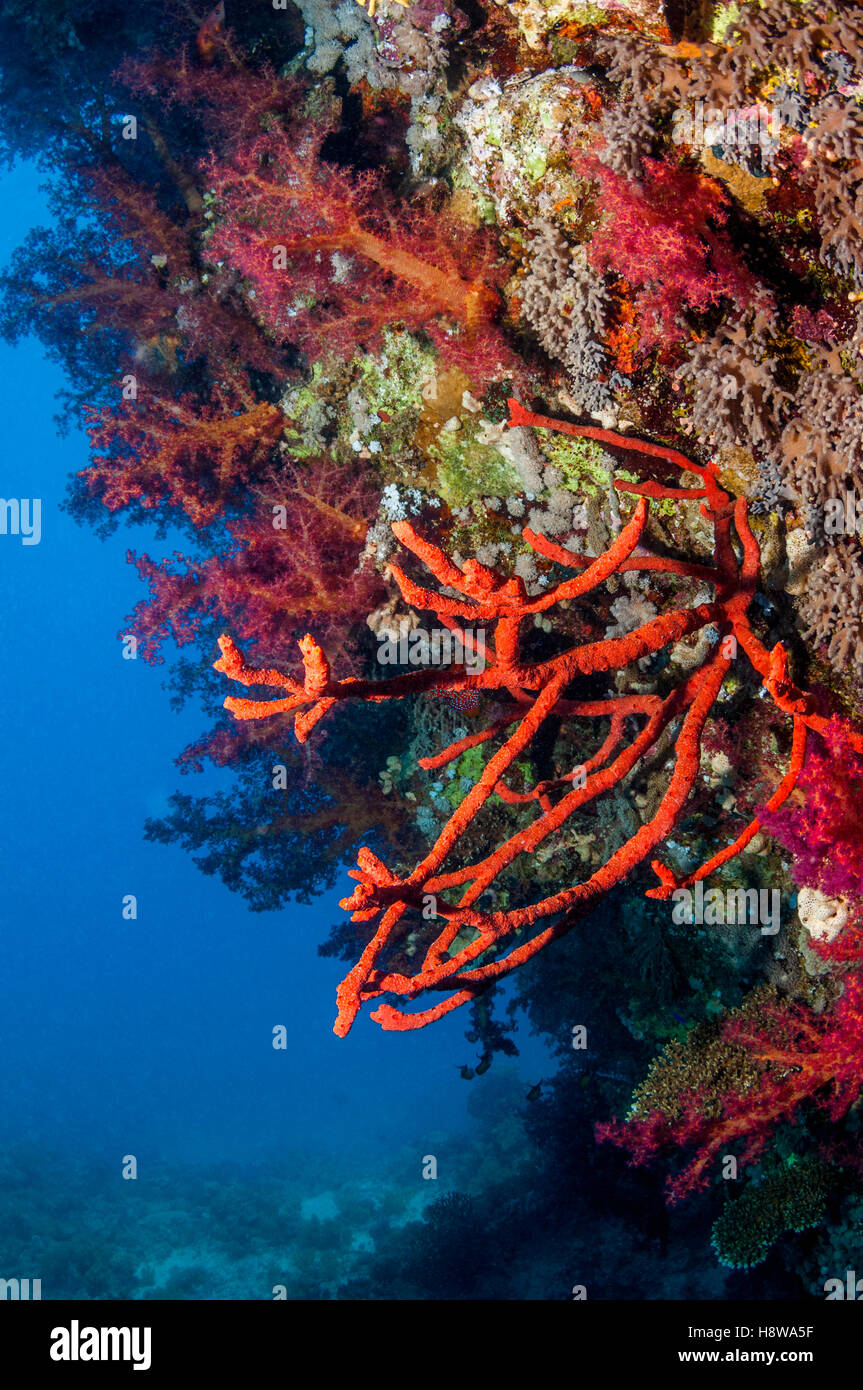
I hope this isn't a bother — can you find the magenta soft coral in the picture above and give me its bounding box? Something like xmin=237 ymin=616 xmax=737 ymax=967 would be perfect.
xmin=575 ymin=152 xmax=764 ymax=354
xmin=759 ymin=716 xmax=863 ymax=904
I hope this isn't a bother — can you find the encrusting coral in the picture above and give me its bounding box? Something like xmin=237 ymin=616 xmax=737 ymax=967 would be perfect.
xmin=711 ymin=1156 xmax=833 ymax=1269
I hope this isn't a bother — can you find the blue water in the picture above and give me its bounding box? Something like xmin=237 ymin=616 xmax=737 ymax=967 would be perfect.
xmin=0 ymin=160 xmax=562 ymax=1298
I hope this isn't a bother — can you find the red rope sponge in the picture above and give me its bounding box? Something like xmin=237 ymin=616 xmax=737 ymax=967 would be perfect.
xmin=215 ymin=402 xmax=863 ymax=1036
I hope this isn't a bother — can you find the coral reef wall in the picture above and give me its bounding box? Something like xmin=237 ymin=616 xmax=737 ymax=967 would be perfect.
xmin=4 ymin=0 xmax=863 ymax=1294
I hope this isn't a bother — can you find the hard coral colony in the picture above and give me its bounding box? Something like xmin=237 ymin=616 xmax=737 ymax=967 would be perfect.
xmin=6 ymin=0 xmax=863 ymax=1293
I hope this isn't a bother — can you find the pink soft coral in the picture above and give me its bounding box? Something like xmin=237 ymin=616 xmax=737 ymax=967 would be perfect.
xmin=575 ymin=153 xmax=764 ymax=354
xmin=760 ymin=716 xmax=863 ymax=904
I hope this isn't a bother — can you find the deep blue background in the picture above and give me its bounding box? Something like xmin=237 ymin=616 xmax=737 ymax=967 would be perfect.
xmin=0 ymin=161 xmax=548 ymax=1180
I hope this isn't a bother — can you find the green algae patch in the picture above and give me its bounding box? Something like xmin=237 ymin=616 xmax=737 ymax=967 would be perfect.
xmin=357 ymin=330 xmax=438 ymax=419
xmin=431 ymin=428 xmax=523 ymax=508
xmin=546 ymin=433 xmax=678 ymax=518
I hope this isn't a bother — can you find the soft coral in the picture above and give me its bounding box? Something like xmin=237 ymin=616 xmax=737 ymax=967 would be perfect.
xmin=83 ymin=376 xmax=284 ymax=528
xmin=599 ymin=967 xmax=863 ymax=1205
xmin=760 ymin=715 xmax=863 ymax=906
xmin=574 ymin=152 xmax=763 ymax=355
xmin=205 ymin=115 xmax=513 ymax=378
xmin=126 ymin=457 xmax=383 ymax=663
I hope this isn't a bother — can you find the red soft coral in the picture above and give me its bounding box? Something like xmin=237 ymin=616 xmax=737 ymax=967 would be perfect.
xmin=205 ymin=117 xmax=514 ymax=379
xmin=599 ymin=967 xmax=863 ymax=1205
xmin=574 ymin=153 xmax=764 ymax=354
xmin=126 ymin=459 xmax=383 ymax=663
xmin=82 ymin=377 xmax=284 ymax=528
